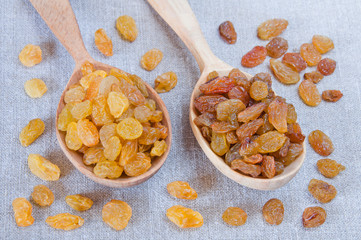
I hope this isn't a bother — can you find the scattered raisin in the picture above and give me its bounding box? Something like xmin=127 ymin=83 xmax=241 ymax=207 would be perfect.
xmin=298 ymin=80 xmax=321 ymax=106
xmin=24 ymin=78 xmax=47 ymax=98
xmin=317 ymin=159 xmax=345 ymax=178
xmin=266 ymin=37 xmax=288 ymax=58
xmin=219 ymin=21 xmax=237 ymax=44
xmin=154 ymin=71 xmax=177 ymax=93
xmin=312 ymin=35 xmax=334 ymax=54
xmin=317 ymin=58 xmax=336 ymax=76
xmin=46 ymin=213 xmax=84 ymax=230
xmin=66 ymin=194 xmax=93 ymax=211
xmin=304 ymin=71 xmax=324 ymax=84
xmin=19 ymin=44 xmax=42 ymax=67
xmin=222 ymin=207 xmax=247 ymax=226
xmin=19 ymin=118 xmax=45 ymax=147
xmin=12 ymin=198 xmax=34 ymax=227
xmin=257 ymin=19 xmax=288 ymax=40
xmin=322 ymin=90 xmax=343 ymax=102
xmin=241 ymin=46 xmax=267 ymax=68
xmin=102 ymin=200 xmax=132 ymax=230
xmin=167 ymin=181 xmax=198 ymax=200
xmin=31 ymin=185 xmax=54 ymax=207
xmin=302 ymin=207 xmax=326 ymax=228
xmin=140 ymin=49 xmax=163 ymax=71
xmin=94 ymin=28 xmax=113 ymax=56
xmin=282 ymin=53 xmax=307 ymax=72
xmin=308 ymin=179 xmax=337 ymax=203
xmin=166 ymin=205 xmax=203 ymax=228
xmin=270 ymin=59 xmax=300 ymax=84
xmin=308 ymin=130 xmax=334 ymax=156
xmin=116 ymin=15 xmax=138 ymax=42
xmin=300 ymin=43 xmax=321 ymax=66
xmin=28 ymin=154 xmax=60 ymax=181
xmin=262 ymin=199 xmax=284 ymax=225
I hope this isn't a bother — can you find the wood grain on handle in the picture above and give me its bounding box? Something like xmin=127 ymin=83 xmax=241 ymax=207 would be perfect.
xmin=147 ymin=0 xmax=222 ymax=72
xmin=29 ymin=0 xmax=92 ymax=64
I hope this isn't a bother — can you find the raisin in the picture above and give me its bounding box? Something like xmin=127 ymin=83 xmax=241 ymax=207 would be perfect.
xmin=116 ymin=15 xmax=138 ymax=42
xmin=262 ymin=155 xmax=276 ymax=178
xmin=228 ymin=69 xmax=251 ymax=90
xmin=262 ymin=199 xmax=284 ymax=225
xmin=12 ymin=198 xmax=34 ymax=227
xmin=249 ymin=81 xmax=268 ymax=101
xmin=194 ymin=95 xmax=227 ymax=113
xmin=275 ymin=161 xmax=284 ymax=175
xmin=282 ymin=53 xmax=307 ymax=72
xmin=242 ymin=154 xmax=263 ymax=164
xmin=237 ymin=102 xmax=266 ymax=122
xmin=193 ymin=112 xmax=216 ymax=127
xmin=238 ymin=137 xmax=259 ymax=157
xmin=277 ymin=143 xmax=303 ymax=166
xmin=107 ymin=91 xmax=129 ymax=118
xmin=257 ymin=19 xmax=288 ymax=40
xmin=124 ymin=152 xmax=151 ymax=177
xmin=268 ymin=97 xmax=287 ymax=133
xmin=308 ymin=179 xmax=337 ymax=203
xmin=236 ymin=118 xmax=263 ymax=143
xmin=298 ymin=80 xmax=321 ymax=106
xmin=216 ymin=99 xmax=246 ymax=121
xmin=19 ymin=44 xmax=42 ymax=67
xmin=317 ymin=58 xmax=336 ymax=76
xmin=271 ymin=137 xmax=290 ymax=158
xmin=66 ymin=194 xmax=93 ymax=211
xmin=270 ymin=59 xmax=300 ymax=84
xmin=109 ymin=68 xmax=133 ymax=84
xmin=302 ymin=207 xmax=326 ymax=228
xmin=117 ymin=118 xmax=143 ymax=140
xmin=65 ymin=122 xmax=82 ymax=151
xmin=317 ymin=159 xmax=345 ymax=178
xmin=85 ymin=76 xmax=103 ymax=100
xmin=140 ymin=48 xmax=163 ymax=71
xmin=31 ymin=185 xmax=54 ymax=207
xmin=46 ymin=213 xmax=84 ymax=230
xmin=91 ymin=95 xmax=114 ymax=126
xmin=199 ymin=76 xmax=236 ymax=95
xmin=138 ymin=126 xmax=161 ymax=145
xmin=81 ymin=60 xmax=94 ymax=76
xmin=104 ymin=136 xmax=122 ymax=161
xmin=256 ymin=113 xmax=274 ymax=135
xmin=285 ymin=123 xmax=305 ymax=143
xmin=150 ymin=140 xmax=167 ymax=157
xmin=134 ymin=105 xmax=153 ymax=123
xmin=28 ymin=154 xmax=60 ymax=181
xmin=24 ymin=78 xmax=47 ymax=98
xmin=99 ymin=123 xmax=118 ymax=148
xmin=228 ymin=86 xmax=250 ymax=106
xmin=255 ymin=131 xmax=287 ymax=154
xmin=222 ymin=207 xmax=247 ymax=226
xmin=129 ymin=74 xmax=149 ymax=97
xmin=94 ymin=28 xmax=113 ymax=56
xmin=98 ymin=76 xmax=121 ymax=96
xmin=94 ymin=160 xmax=123 ymax=179
xmin=286 ymin=104 xmax=297 ymax=124
xmin=207 ymin=71 xmax=219 ymax=81
xmin=154 ymin=71 xmax=178 ymax=93
xmin=119 ymin=140 xmax=138 ymax=166
xmin=64 ymin=85 xmax=85 ymax=103
xmin=83 ymin=147 xmax=106 ymax=165
xmin=231 ymin=159 xmax=262 ymax=177
xmin=225 ymin=143 xmax=242 ymax=165
xmin=308 ymin=130 xmax=334 ymax=156
xmin=80 ymin=70 xmax=107 ymax=89
xmin=211 ymin=132 xmax=229 ymax=156
xmin=115 ymin=76 xmax=146 ymax=106
xmin=19 ymin=118 xmax=45 ymax=147
xmin=102 ymin=200 xmax=132 ymax=230
xmin=312 ymin=35 xmax=334 ymax=54
xmin=166 ymin=205 xmax=203 ymax=228
xmin=300 ymin=43 xmax=322 ymax=66
xmin=167 ymin=181 xmax=198 ymax=200
xmin=322 ymin=90 xmax=343 ymax=102
xmin=266 ymin=37 xmax=288 ymax=58
xmin=211 ymin=120 xmax=239 ymax=134
xmin=219 ymin=21 xmax=237 ymax=44
xmin=153 ymin=122 xmax=168 ymax=139
xmin=58 ymin=103 xmax=77 ymax=131
xmin=241 ymin=46 xmax=267 ymax=68
xmin=226 ymin=131 xmax=239 ymax=144
xmin=251 ymin=72 xmax=272 ymax=89
xmin=77 ymin=119 xmax=99 ymax=147
xmin=71 ymin=100 xmax=92 ymax=120
xmin=304 ymin=71 xmax=324 ymax=84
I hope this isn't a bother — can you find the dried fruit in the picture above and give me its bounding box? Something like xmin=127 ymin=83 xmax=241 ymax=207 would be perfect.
xmin=300 ymin=43 xmax=322 ymax=66
xmin=266 ymin=37 xmax=288 ymax=58
xmin=231 ymin=159 xmax=262 ymax=177
xmin=94 ymin=28 xmax=113 ymax=56
xmin=119 ymin=140 xmax=138 ymax=166
xmin=65 ymin=194 xmax=93 ymax=211
xmin=298 ymin=80 xmax=321 ymax=106
xmin=65 ymin=122 xmax=82 ymax=151
xmin=194 ymin=95 xmax=227 ymax=113
xmin=71 ymin=100 xmax=92 ymax=120
xmin=102 ymin=200 xmax=132 ymax=230
xmin=150 ymin=140 xmax=167 ymax=157
xmin=236 ymin=118 xmax=263 ymax=143
xmin=282 ymin=53 xmax=307 ymax=72
xmin=193 ymin=112 xmax=216 ymax=127
xmin=140 ymin=48 xmax=163 ymax=71
xmin=242 ymin=154 xmax=263 ymax=164
xmin=207 ymin=71 xmax=219 ymax=81
xmin=302 ymin=207 xmax=326 ymax=228
xmin=79 ymin=70 xmax=107 ymax=90
xmin=228 ymin=69 xmax=250 ymax=90
xmin=116 ymin=15 xmax=138 ymax=42
xmin=216 ymin=99 xmax=246 ymax=121
xmin=81 ymin=60 xmax=94 ymax=76
xmin=64 ymin=85 xmax=85 ymax=103
xmin=99 ymin=123 xmax=118 ymax=148
xmin=271 ymin=137 xmax=290 ymax=158
xmin=317 ymin=159 xmax=345 ymax=178
xmin=262 ymin=155 xmax=276 ymax=178
xmin=255 ymin=131 xmax=287 ymax=153
xmin=19 ymin=118 xmax=45 ymax=147
xmin=98 ymin=76 xmax=120 ymax=96
xmin=277 ymin=143 xmax=303 ymax=166
xmin=322 ymin=90 xmax=343 ymax=102
xmin=312 ymin=35 xmax=334 ymax=54
xmin=92 ymin=95 xmax=114 ymax=126
xmin=251 ymin=72 xmax=272 ymax=89
xmin=268 ymin=97 xmax=287 ymax=133
xmin=107 ymin=91 xmax=129 ymax=118
xmin=83 ymin=147 xmax=106 ymax=165
xmin=104 ymin=136 xmax=122 ymax=161
xmin=270 ymin=59 xmax=300 ymax=84
xmin=285 ymin=123 xmax=305 ymax=143
xmin=153 ymin=122 xmax=168 ymax=139
xmin=249 ymin=80 xmax=268 ymax=101
xmin=308 ymin=179 xmax=337 ymax=203
xmin=116 ymin=118 xmax=143 ymax=140
xmin=257 ymin=19 xmax=288 ymax=40
xmin=241 ymin=46 xmax=267 ymax=68
xmin=317 ymin=58 xmax=336 ymax=76
xmin=200 ymin=76 xmax=236 ymax=95
xmin=228 ymin=86 xmax=250 ymax=106
xmin=12 ymin=198 xmax=34 ymax=227
xmin=129 ymin=74 xmax=149 ymax=97
xmin=138 ymin=126 xmax=161 ymax=145
xmin=31 ymin=185 xmax=54 ymax=207
xmin=166 ymin=205 xmax=203 ymax=228
xmin=238 ymin=137 xmax=259 ymax=156
xmin=237 ymin=102 xmax=266 ymax=122
xmin=154 ymin=71 xmax=178 ymax=93
xmin=222 ymin=207 xmax=247 ymax=226
xmin=211 ymin=132 xmax=229 ymax=156
xmin=304 ymin=71 xmax=324 ymax=84
xmin=94 ymin=160 xmax=123 ymax=179
xmin=46 ymin=213 xmax=84 ymax=230
xmin=256 ymin=113 xmax=274 ymax=135
xmin=286 ymin=104 xmax=297 ymax=124
xmin=58 ymin=103 xmax=76 ymax=131
xmin=28 ymin=154 xmax=60 ymax=181
xmin=19 ymin=44 xmax=42 ymax=67
xmin=275 ymin=161 xmax=284 ymax=175
xmin=124 ymin=152 xmax=151 ymax=177
xmin=24 ymin=78 xmax=47 ymax=98
xmin=308 ymin=130 xmax=334 ymax=156
xmin=167 ymin=181 xmax=197 ymax=200
xmin=115 ymin=76 xmax=146 ymax=106
xmin=262 ymin=199 xmax=284 ymax=225
xmin=77 ymin=119 xmax=99 ymax=147
xmin=219 ymin=21 xmax=237 ymax=44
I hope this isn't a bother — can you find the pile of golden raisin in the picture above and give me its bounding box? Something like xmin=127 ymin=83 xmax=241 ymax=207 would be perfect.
xmin=194 ymin=69 xmax=305 ymax=179
xmin=58 ymin=61 xmax=169 ymax=179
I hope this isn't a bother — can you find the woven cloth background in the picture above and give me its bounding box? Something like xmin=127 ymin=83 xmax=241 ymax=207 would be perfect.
xmin=1 ymin=0 xmax=360 ymax=239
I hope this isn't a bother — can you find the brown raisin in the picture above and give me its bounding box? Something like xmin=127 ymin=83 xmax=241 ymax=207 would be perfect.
xmin=266 ymin=37 xmax=288 ymax=58
xmin=277 ymin=143 xmax=303 ymax=166
xmin=194 ymin=95 xmax=227 ymax=113
xmin=308 ymin=179 xmax=337 ymax=203
xmin=285 ymin=123 xmax=305 ymax=143
xmin=262 ymin=155 xmax=276 ymax=178
xmin=237 ymin=102 xmax=266 ymax=122
xmin=241 ymin=46 xmax=267 ymax=68
xmin=219 ymin=21 xmax=237 ymax=44
xmin=322 ymin=90 xmax=343 ymax=102
xmin=317 ymin=58 xmax=336 ymax=76
xmin=268 ymin=97 xmax=288 ymax=133
xmin=228 ymin=86 xmax=250 ymax=106
xmin=255 ymin=131 xmax=287 ymax=154
xmin=302 ymin=207 xmax=326 ymax=228
xmin=262 ymin=199 xmax=284 ymax=225
xmin=236 ymin=118 xmax=263 ymax=143
xmin=308 ymin=130 xmax=334 ymax=156
xmin=199 ymin=76 xmax=236 ymax=95
xmin=231 ymin=159 xmax=262 ymax=177
xmin=304 ymin=71 xmax=324 ymax=84
xmin=317 ymin=159 xmax=345 ymax=178
xmin=249 ymin=81 xmax=268 ymax=101
xmin=282 ymin=53 xmax=307 ymax=72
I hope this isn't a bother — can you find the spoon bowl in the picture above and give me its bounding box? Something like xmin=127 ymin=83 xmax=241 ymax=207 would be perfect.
xmin=30 ymin=0 xmax=172 ymax=188
xmin=148 ymin=0 xmax=305 ymax=190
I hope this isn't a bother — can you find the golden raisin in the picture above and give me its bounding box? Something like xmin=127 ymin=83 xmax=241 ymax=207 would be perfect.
xmin=154 ymin=71 xmax=178 ymax=93
xmin=31 ymin=185 xmax=54 ymax=207
xmin=302 ymin=207 xmax=326 ymax=228
xmin=107 ymin=91 xmax=129 ymax=118
xmin=308 ymin=179 xmax=337 ymax=203
xmin=24 ymin=78 xmax=47 ymax=98
xmin=64 ymin=85 xmax=85 ymax=103
xmin=211 ymin=132 xmax=229 ymax=156
xmin=57 ymin=102 xmax=77 ymax=131
xmin=262 ymin=199 xmax=284 ymax=225
xmin=94 ymin=160 xmax=123 ymax=179
xmin=19 ymin=118 xmax=45 ymax=147
xmin=298 ymin=80 xmax=321 ymax=106
xmin=28 ymin=154 xmax=61 ymax=181
xmin=167 ymin=181 xmax=198 ymax=200
xmin=80 ymin=70 xmax=107 ymax=90
xmin=317 ymin=159 xmax=345 ymax=178
xmin=266 ymin=37 xmax=288 ymax=58
xmin=322 ymin=90 xmax=343 ymax=102
xmin=83 ymin=147 xmax=106 ymax=165
xmin=304 ymin=71 xmax=324 ymax=84
xmin=104 ymin=136 xmax=122 ymax=161
xmin=222 ymin=207 xmax=247 ymax=226
xmin=140 ymin=49 xmax=163 ymax=71
xmin=308 ymin=130 xmax=334 ymax=156
xmin=268 ymin=97 xmax=288 ymax=133
xmin=102 ymin=199 xmax=132 ymax=230
xmin=249 ymin=80 xmax=268 ymax=101
xmin=241 ymin=46 xmax=267 ymax=68
xmin=166 ymin=205 xmax=203 ymax=228
xmin=255 ymin=131 xmax=287 ymax=154
xmin=116 ymin=15 xmax=138 ymax=42
xmin=99 ymin=123 xmax=118 ymax=148
xmin=124 ymin=152 xmax=151 ymax=177
xmin=91 ymin=95 xmax=114 ymax=126
xmin=270 ymin=59 xmax=300 ymax=84
xmin=300 ymin=43 xmax=322 ymax=66
xmin=117 ymin=118 xmax=143 ymax=140
xmin=46 ymin=213 xmax=84 ymax=230
xmin=119 ymin=140 xmax=138 ymax=166
xmin=81 ymin=60 xmax=94 ymax=76
xmin=94 ymin=28 xmax=113 ymax=56
xmin=312 ymin=35 xmax=334 ymax=54
xmin=65 ymin=194 xmax=93 ymax=211
xmin=257 ymin=19 xmax=288 ymax=40
xmin=77 ymin=119 xmax=99 ymax=147
xmin=71 ymin=100 xmax=92 ymax=120
xmin=19 ymin=44 xmax=42 ymax=67
xmin=150 ymin=140 xmax=167 ymax=157
xmin=12 ymin=198 xmax=34 ymax=227
xmin=129 ymin=74 xmax=149 ymax=97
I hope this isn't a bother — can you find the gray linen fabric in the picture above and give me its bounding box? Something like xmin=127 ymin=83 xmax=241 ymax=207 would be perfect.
xmin=0 ymin=0 xmax=360 ymax=239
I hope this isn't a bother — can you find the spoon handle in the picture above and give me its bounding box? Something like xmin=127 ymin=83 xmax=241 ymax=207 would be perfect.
xmin=147 ymin=0 xmax=227 ymax=72
xmin=29 ymin=0 xmax=92 ymax=64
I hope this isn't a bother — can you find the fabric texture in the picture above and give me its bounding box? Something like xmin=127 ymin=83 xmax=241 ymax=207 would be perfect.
xmin=0 ymin=0 xmax=360 ymax=239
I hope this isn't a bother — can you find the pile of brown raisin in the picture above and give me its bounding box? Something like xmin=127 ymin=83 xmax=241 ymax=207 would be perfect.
xmin=193 ymin=69 xmax=305 ymax=179
xmin=58 ymin=61 xmax=169 ymax=179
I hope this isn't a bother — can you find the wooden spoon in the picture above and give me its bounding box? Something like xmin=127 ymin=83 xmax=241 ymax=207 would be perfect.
xmin=29 ymin=0 xmax=172 ymax=188
xmin=147 ymin=0 xmax=305 ymax=190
